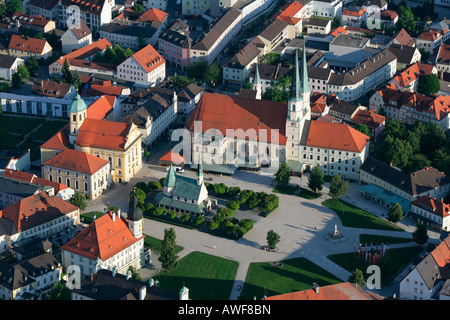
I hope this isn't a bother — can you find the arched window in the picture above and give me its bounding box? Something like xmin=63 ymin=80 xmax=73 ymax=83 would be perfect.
xmin=72 ymin=114 xmax=76 ymax=121
xmin=292 ymin=104 xmax=296 ymax=111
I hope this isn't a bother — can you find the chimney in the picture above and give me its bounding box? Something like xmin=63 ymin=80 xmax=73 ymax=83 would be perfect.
xmin=112 ymin=212 xmax=116 ymax=222
xmin=313 ymin=283 xmax=319 ymax=294
xmin=90 ymin=273 xmax=93 ymax=281
xmin=117 ymin=209 xmax=121 ymax=219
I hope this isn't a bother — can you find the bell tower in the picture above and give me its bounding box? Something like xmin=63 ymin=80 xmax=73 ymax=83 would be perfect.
xmin=69 ymin=94 xmax=87 ymax=145
xmin=252 ymin=63 xmax=262 ymax=100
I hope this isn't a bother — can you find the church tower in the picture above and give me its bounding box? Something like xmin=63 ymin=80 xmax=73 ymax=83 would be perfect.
xmin=252 ymin=63 xmax=261 ymax=100
xmin=197 ymin=151 xmax=203 ymax=186
xmin=69 ymin=94 xmax=87 ymax=145
xmin=300 ymin=43 xmax=311 ymax=119
xmin=127 ymin=190 xmax=143 ymax=239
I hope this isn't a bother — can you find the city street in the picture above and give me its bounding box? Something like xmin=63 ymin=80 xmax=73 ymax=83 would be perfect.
xmin=83 ymin=143 xmax=440 ymax=299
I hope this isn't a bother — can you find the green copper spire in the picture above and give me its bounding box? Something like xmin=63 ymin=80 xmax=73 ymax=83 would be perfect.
xmin=300 ymin=43 xmax=310 ymax=94
xmin=253 ymin=64 xmax=261 ymax=85
xmin=290 ymin=49 xmax=302 ymax=102
xmin=70 ymin=94 xmax=87 ymax=113
xmin=165 ymin=163 xmax=176 ymax=188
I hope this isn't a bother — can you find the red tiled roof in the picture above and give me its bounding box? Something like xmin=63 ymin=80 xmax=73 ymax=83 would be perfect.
xmin=388 ymin=63 xmax=435 ymax=89
xmin=264 ymin=282 xmax=382 ymax=300
xmin=89 ymin=82 xmax=127 ymax=97
xmin=86 ymin=95 xmax=115 ymax=120
xmin=0 ymin=192 xmax=78 ymax=232
xmin=277 ymin=15 xmax=301 ymax=26
xmin=329 ymin=26 xmax=348 ymax=37
xmin=418 ymin=29 xmax=442 ymax=41
xmin=185 ymin=92 xmax=288 ymax=145
xmin=351 ymin=109 xmax=385 ymax=131
xmin=40 ymin=123 xmax=70 ymax=151
xmin=9 ymin=34 xmax=49 ymax=54
xmin=44 ymin=148 xmax=109 ymax=175
xmin=61 ymin=211 xmax=143 ymax=261
xmin=431 ymin=237 xmax=450 ymax=267
xmin=343 ymin=8 xmax=367 ymax=17
xmin=76 ymin=118 xmax=133 ymax=151
xmin=3 ymin=169 xmax=69 ymax=193
xmin=278 ymin=0 xmax=304 ymax=18
xmin=159 ymin=149 xmax=184 ymax=165
xmin=412 ymin=195 xmax=450 ymax=220
xmin=380 ymin=10 xmax=398 ymax=21
xmin=12 ymin=12 xmax=53 ymax=27
xmin=56 ymin=38 xmax=112 ymax=66
xmin=136 ymin=7 xmax=168 ymax=23
xmin=391 ymin=28 xmax=415 ymax=47
xmin=131 ymin=44 xmax=165 ymax=74
xmin=306 ymin=121 xmax=370 ymax=153
xmin=437 ymin=43 xmax=450 ymax=65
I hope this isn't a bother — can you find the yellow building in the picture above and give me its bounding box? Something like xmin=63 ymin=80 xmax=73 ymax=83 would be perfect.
xmin=40 ymin=94 xmax=142 ymax=184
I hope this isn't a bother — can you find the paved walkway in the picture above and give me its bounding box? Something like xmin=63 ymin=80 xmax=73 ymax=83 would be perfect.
xmin=85 ymin=159 xmax=441 ymax=300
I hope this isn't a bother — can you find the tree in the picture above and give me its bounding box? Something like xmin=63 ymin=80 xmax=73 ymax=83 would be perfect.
xmin=158 ymin=228 xmax=179 ymax=272
xmin=137 ymin=32 xmax=146 ymax=49
xmin=0 ymin=82 xmax=11 ymax=93
xmin=397 ymin=6 xmax=416 ymax=33
xmin=187 ymin=59 xmax=208 ymax=79
xmin=354 ymin=123 xmax=371 ymax=137
xmin=69 ymin=192 xmax=87 ymax=210
xmin=274 ymin=162 xmax=291 ymax=185
xmin=266 ymin=230 xmax=280 ymax=250
xmin=128 ymin=265 xmax=142 ymax=280
xmin=332 ymin=16 xmax=342 ymax=29
xmin=133 ymin=3 xmax=144 ymax=12
xmin=204 ymin=62 xmax=222 ymax=85
xmin=419 ymin=48 xmax=431 ymax=63
xmin=308 ymin=165 xmax=325 ymax=194
xmin=171 ymin=74 xmax=191 ymax=88
xmin=47 ymin=281 xmax=70 ymax=300
xmin=329 ymin=174 xmax=349 ymax=202
xmin=25 ymin=58 xmax=39 ymax=76
xmin=387 ymin=203 xmax=404 ymax=223
xmin=5 ymin=0 xmax=23 ymax=16
xmin=419 ymin=73 xmax=440 ymax=97
xmin=348 ymin=269 xmax=366 ymax=287
xmin=385 ymin=137 xmax=412 ymax=169
xmin=61 ymin=58 xmax=72 ymax=83
xmin=11 ymin=72 xmax=22 ymax=88
xmin=413 ymin=221 xmax=429 ymax=246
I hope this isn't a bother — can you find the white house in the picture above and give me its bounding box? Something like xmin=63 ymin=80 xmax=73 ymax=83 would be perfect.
xmin=0 ymin=54 xmax=23 ymax=81
xmin=117 ymin=44 xmax=166 ymax=85
xmin=61 ymin=21 xmax=92 ymax=54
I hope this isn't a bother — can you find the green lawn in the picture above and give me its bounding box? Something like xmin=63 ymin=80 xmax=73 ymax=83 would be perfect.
xmin=0 ymin=115 xmax=45 ymax=135
xmin=359 ymin=234 xmax=414 ymax=245
xmin=144 ymin=234 xmax=184 ymax=254
xmin=80 ymin=211 xmax=104 ymax=224
xmin=154 ymin=251 xmax=239 ymax=300
xmin=322 ymin=199 xmax=403 ymax=231
xmin=327 ymin=246 xmax=424 ymax=286
xmin=273 ymin=184 xmax=296 ymax=195
xmin=28 ymin=120 xmax=68 ymax=141
xmin=297 ymin=187 xmax=321 ymax=199
xmin=241 ymin=257 xmax=342 ymax=300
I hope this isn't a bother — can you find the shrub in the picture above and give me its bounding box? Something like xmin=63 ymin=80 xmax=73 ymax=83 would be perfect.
xmin=166 ymin=210 xmax=177 ymax=219
xmin=148 ymin=181 xmax=162 ymax=190
xmin=213 ymin=183 xmax=228 ymax=194
xmin=233 ymin=226 xmax=247 ymax=239
xmin=226 ymin=200 xmax=240 ymax=210
xmin=207 ymin=220 xmax=220 ymax=230
xmin=226 ymin=186 xmax=241 ymax=197
xmin=193 ymin=216 xmax=205 ymax=226
xmin=135 ymin=182 xmax=150 ymax=193
xmin=180 ymin=213 xmax=191 ymax=223
xmin=238 ymin=219 xmax=254 ymax=230
xmin=154 ymin=207 xmax=166 ymax=216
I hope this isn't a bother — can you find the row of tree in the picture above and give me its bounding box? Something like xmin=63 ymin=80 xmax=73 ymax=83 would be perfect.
xmin=375 ymin=119 xmax=450 ymax=176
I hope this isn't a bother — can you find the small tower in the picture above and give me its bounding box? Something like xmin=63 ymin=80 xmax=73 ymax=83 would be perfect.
xmin=164 ymin=163 xmax=176 ymax=196
xmin=252 ymin=64 xmax=261 ymax=100
xmin=288 ymin=49 xmax=302 ymax=122
xmin=197 ymin=152 xmax=203 ymax=186
xmin=300 ymin=43 xmax=311 ymax=116
xmin=69 ymin=94 xmax=87 ymax=145
xmin=127 ymin=190 xmax=143 ymax=239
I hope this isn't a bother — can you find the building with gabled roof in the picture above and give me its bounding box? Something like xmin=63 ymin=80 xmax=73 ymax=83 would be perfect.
xmin=58 ymin=0 xmax=113 ymax=31
xmin=0 ymin=252 xmax=62 ymax=300
xmin=11 ymin=12 xmax=56 ymax=33
xmin=42 ymin=148 xmax=111 ymax=200
xmin=387 ymin=62 xmax=437 ymax=92
xmin=264 ymin=282 xmax=382 ymax=300
xmin=416 ymin=29 xmax=443 ymax=54
xmin=436 ymin=43 xmax=450 ymax=73
xmin=8 ymin=34 xmax=53 ymax=60
xmin=359 ymin=156 xmax=450 ymax=205
xmin=388 ymin=43 xmax=421 ymax=71
xmin=61 ymin=20 xmax=92 ymax=54
xmin=71 ymin=269 xmax=188 ymax=300
xmin=390 ymin=28 xmax=415 ymax=47
xmin=61 ymin=196 xmax=149 ymax=278
xmin=410 ymin=196 xmax=450 ymax=231
xmin=154 ymin=161 xmax=217 ymax=216
xmin=0 ymin=191 xmax=80 ymax=254
xmin=3 ymin=169 xmax=74 ymax=201
xmin=400 ymin=236 xmax=450 ymax=300
xmin=116 ymin=44 xmax=165 ymax=85
xmin=27 ymin=0 xmax=59 ymax=20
